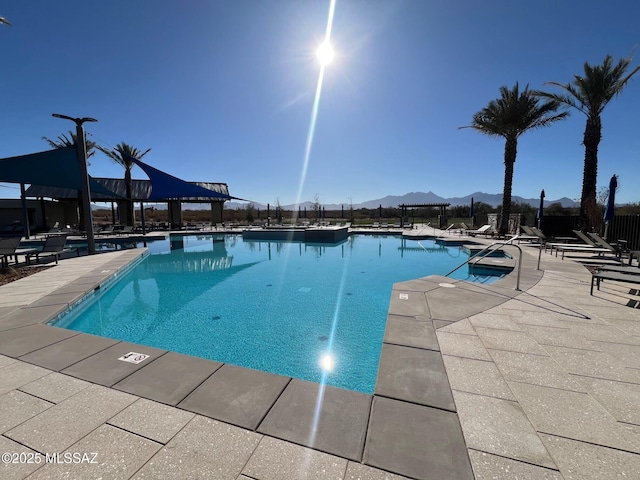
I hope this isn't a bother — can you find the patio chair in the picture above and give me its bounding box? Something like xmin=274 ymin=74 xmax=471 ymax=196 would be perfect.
xmin=25 ymin=235 xmax=78 ymax=265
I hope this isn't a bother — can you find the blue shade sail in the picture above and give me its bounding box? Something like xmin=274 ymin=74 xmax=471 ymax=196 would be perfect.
xmin=122 ymin=153 xmax=238 ymax=201
xmin=0 ymin=146 xmax=120 ymax=197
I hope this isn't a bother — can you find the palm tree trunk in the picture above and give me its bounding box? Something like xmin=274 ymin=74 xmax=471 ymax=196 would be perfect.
xmin=125 ymin=167 xmax=134 ymax=227
xmin=499 ymin=137 xmax=517 ymax=236
xmin=579 ymin=116 xmax=601 ymax=230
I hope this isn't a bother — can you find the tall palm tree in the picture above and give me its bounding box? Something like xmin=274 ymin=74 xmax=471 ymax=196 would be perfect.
xmin=41 ymin=131 xmax=97 ymax=231
xmin=535 ymin=54 xmax=640 ymax=229
xmin=42 ymin=131 xmax=97 ymax=159
xmin=96 ymin=142 xmax=151 ymax=226
xmin=460 ymin=83 xmax=567 ymax=236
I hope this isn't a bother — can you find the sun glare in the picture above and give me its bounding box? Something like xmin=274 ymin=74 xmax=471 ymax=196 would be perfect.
xmin=316 ymin=41 xmax=335 ymax=66
xmin=319 ymin=353 xmax=335 ymax=372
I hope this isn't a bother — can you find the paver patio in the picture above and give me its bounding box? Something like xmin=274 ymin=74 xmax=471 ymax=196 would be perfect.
xmin=0 ymin=232 xmax=638 ymax=479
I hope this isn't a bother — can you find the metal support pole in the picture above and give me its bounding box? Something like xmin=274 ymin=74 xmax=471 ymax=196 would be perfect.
xmin=74 ymin=123 xmax=96 ymax=254
xmin=20 ymin=183 xmax=30 ymax=239
xmin=140 ymin=202 xmax=146 ymax=235
xmin=52 ymin=114 xmax=97 ymax=255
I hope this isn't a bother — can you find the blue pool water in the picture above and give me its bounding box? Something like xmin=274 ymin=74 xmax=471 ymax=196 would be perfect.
xmin=53 ymin=234 xmax=503 ymax=394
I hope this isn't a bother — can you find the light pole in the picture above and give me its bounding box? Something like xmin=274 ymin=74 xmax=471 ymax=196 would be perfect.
xmin=52 ymin=113 xmax=98 ymax=255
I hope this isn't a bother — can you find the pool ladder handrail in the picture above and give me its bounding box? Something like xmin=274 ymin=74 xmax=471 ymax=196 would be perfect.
xmin=445 ymin=235 xmax=524 ymax=291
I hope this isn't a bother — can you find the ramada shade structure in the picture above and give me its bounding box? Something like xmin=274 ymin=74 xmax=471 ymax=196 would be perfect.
xmin=0 ymin=146 xmax=121 ymax=197
xmin=1 ymin=146 xmax=240 ymax=202
xmin=1 ymin=145 xmax=243 ymax=232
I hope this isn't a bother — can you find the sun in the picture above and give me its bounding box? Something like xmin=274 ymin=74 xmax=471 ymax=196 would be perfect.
xmin=316 ymin=41 xmax=335 ymax=66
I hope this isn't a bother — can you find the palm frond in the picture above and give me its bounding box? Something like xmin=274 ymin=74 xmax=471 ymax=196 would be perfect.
xmin=97 ymin=142 xmax=151 ymax=170
xmin=541 ymin=53 xmax=640 ymax=118
xmin=461 ymin=82 xmax=566 ymax=141
xmin=0 ymin=16 xmax=11 ymax=26
xmin=42 ymin=131 xmax=96 ymax=158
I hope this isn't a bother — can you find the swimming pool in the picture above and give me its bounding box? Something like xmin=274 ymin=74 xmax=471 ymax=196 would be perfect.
xmin=52 ymin=234 xmax=503 ymax=394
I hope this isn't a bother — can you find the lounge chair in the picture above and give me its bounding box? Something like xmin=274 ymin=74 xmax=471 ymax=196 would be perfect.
xmin=591 ymin=270 xmax=640 ymax=295
xmin=457 ymin=223 xmax=471 ymax=236
xmin=372 ymin=222 xmax=380 ymax=229
xmin=548 ymin=231 xmax=622 ymax=262
xmin=513 ymin=226 xmax=539 ymax=243
xmin=553 ymin=244 xmax=611 ymax=260
xmin=43 ymin=222 xmax=61 ymax=238
xmin=544 ymin=230 xmax=598 ymax=254
xmin=25 ymin=235 xmax=78 ymax=265
xmin=0 ymin=236 xmax=24 ymax=268
xmin=466 ymin=224 xmax=493 ymax=237
xmin=596 ymin=264 xmax=640 ymax=275
xmin=587 ymin=233 xmax=624 ymax=259
xmin=97 ymin=225 xmax=115 ymax=236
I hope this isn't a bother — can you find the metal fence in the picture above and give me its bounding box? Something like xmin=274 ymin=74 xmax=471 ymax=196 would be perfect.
xmin=540 ymin=215 xmax=640 ymax=250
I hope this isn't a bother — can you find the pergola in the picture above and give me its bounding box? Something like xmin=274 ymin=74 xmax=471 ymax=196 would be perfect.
xmin=398 ymin=203 xmax=451 ymax=227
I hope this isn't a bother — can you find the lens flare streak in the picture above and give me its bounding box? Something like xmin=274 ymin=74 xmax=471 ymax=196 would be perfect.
xmin=308 ymin=239 xmax=349 ymax=452
xmin=294 ymin=0 xmax=337 ymax=207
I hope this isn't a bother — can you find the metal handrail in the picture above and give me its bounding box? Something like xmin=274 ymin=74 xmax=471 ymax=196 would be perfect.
xmin=445 ymin=235 xmax=524 ymax=290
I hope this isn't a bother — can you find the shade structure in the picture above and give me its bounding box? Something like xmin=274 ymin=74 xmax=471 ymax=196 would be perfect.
xmin=536 ymin=189 xmax=545 ymax=227
xmin=603 ymin=174 xmax=617 ymax=239
xmin=0 ymin=146 xmax=120 ymax=197
xmin=123 ymin=153 xmax=240 ymax=201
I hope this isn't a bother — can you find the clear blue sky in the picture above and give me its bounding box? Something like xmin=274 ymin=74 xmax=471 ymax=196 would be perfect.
xmin=2 ymin=0 xmax=640 ymax=206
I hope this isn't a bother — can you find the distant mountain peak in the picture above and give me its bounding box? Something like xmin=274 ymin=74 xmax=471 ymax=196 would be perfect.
xmin=224 ymin=192 xmax=577 ymax=210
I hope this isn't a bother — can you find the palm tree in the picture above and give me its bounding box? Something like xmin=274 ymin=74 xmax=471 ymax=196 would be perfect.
xmin=96 ymin=142 xmax=151 ymax=226
xmin=42 ymin=131 xmax=97 ymax=159
xmin=41 ymin=131 xmax=98 ymax=231
xmin=460 ymin=83 xmax=567 ymax=236
xmin=535 ymin=54 xmax=640 ymax=229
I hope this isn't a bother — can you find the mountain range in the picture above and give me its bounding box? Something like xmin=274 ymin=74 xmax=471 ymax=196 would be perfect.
xmin=224 ymin=191 xmax=577 ymax=211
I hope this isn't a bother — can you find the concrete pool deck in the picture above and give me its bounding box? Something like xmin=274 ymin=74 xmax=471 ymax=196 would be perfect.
xmin=0 ymin=233 xmax=639 ymax=479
